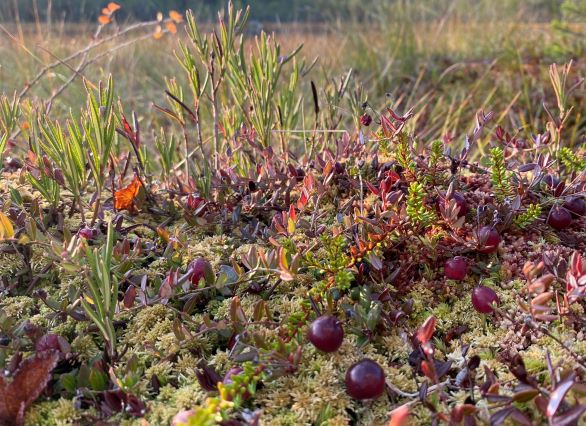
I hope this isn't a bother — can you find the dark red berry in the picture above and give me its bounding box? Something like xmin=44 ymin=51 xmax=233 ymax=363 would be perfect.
xmin=189 ymin=258 xmax=214 ymax=286
xmin=334 ymin=162 xmax=345 ymax=174
xmin=444 ymin=256 xmax=468 ymax=281
xmin=345 ymin=358 xmax=386 ymax=400
xmin=360 ymin=113 xmax=373 ymax=127
xmin=471 ymin=286 xmax=499 ymax=314
xmin=453 ymin=192 xmax=469 ymax=217
xmin=563 ymin=197 xmax=586 ymax=218
xmin=547 ymin=206 xmax=572 ymax=230
xmin=308 ymin=316 xmax=344 ymax=353
xmin=444 ymin=192 xmax=469 ymax=217
xmin=476 ymin=226 xmax=501 ymax=254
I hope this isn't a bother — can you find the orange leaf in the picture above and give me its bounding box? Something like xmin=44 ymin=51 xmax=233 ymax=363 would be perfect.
xmin=416 ymin=315 xmax=436 ymax=345
xmin=107 ymin=2 xmax=121 ymax=13
xmin=98 ymin=15 xmax=111 ymax=24
xmin=169 ymin=10 xmax=183 ymax=23
xmin=114 ymin=176 xmax=143 ymax=213
xmin=165 ymin=21 xmax=177 ymax=34
xmin=156 ymin=226 xmax=170 ymax=243
xmin=389 ymin=405 xmax=409 ymax=426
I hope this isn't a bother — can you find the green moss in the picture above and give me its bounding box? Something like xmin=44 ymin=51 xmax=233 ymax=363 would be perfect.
xmin=1 ymin=296 xmax=36 ymax=319
xmin=70 ymin=334 xmax=100 ymax=361
xmin=0 ymin=252 xmax=25 ymax=277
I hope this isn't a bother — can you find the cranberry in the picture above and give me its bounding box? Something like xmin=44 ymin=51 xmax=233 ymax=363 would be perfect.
xmin=563 ymin=197 xmax=586 ymax=218
xmin=308 ymin=316 xmax=344 ymax=353
xmin=547 ymin=206 xmax=572 ymax=230
xmin=345 ymin=358 xmax=386 ymax=400
xmin=445 ymin=192 xmax=469 ymax=217
xmin=444 ymin=256 xmax=468 ymax=281
xmin=189 ymin=258 xmax=213 ymax=286
xmin=360 ymin=113 xmax=373 ymax=126
xmin=476 ymin=226 xmax=501 ymax=254
xmin=471 ymin=286 xmax=499 ymax=313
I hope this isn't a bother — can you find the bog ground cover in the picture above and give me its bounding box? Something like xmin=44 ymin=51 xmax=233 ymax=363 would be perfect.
xmin=0 ymin=1 xmax=585 ymax=425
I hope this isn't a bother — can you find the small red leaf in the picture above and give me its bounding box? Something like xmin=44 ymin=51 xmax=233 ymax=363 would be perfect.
xmin=124 ymin=286 xmax=137 ymax=309
xmin=417 ymin=315 xmax=436 ymax=345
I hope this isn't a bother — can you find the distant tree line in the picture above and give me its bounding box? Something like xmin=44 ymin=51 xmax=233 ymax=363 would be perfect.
xmin=0 ymin=0 xmax=570 ymax=23
xmin=2 ymin=0 xmax=332 ymax=23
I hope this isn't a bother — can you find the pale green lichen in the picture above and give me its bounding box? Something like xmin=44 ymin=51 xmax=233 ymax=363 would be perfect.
xmin=0 ymin=252 xmax=25 ymax=277
xmin=25 ymin=398 xmax=82 ymax=426
xmin=1 ymin=295 xmax=36 ymax=319
xmin=70 ymin=334 xmax=101 ymax=361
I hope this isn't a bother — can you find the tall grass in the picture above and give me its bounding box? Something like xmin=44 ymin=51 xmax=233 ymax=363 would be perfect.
xmin=0 ymin=0 xmax=584 ymax=160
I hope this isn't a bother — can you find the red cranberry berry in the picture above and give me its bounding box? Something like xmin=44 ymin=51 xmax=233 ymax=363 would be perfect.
xmin=345 ymin=358 xmax=386 ymax=400
xmin=308 ymin=316 xmax=344 ymax=353
xmin=476 ymin=226 xmax=501 ymax=254
xmin=360 ymin=113 xmax=373 ymax=126
xmin=563 ymin=196 xmax=586 ymax=218
xmin=445 ymin=192 xmax=469 ymax=217
xmin=189 ymin=258 xmax=214 ymax=286
xmin=444 ymin=256 xmax=468 ymax=281
xmin=547 ymin=206 xmax=572 ymax=230
xmin=471 ymin=286 xmax=499 ymax=314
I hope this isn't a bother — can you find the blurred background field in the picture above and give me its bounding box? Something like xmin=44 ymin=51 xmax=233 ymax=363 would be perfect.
xmin=1 ymin=0 xmax=585 ymax=155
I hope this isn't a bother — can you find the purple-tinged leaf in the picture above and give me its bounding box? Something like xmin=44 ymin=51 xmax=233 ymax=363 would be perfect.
xmin=508 ymin=407 xmax=532 ymax=426
xmin=547 ymin=373 xmax=576 ymax=417
xmin=490 ymin=406 xmax=514 ymax=425
xmin=552 ymin=404 xmax=586 ymax=426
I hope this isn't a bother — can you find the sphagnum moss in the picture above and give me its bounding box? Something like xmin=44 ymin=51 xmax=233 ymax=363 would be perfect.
xmin=1 ymin=4 xmax=585 ymax=426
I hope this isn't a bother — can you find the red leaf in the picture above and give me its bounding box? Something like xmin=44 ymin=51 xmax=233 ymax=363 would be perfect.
xmin=0 ymin=351 xmax=59 ymax=425
xmin=123 ymin=286 xmax=137 ymax=309
xmin=366 ymin=181 xmax=380 ymax=196
xmin=421 ymin=360 xmax=436 ymax=382
xmin=417 ymin=315 xmax=436 ymax=345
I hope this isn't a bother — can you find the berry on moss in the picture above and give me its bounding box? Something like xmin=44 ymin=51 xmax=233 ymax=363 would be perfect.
xmin=476 ymin=226 xmax=501 ymax=254
xmin=345 ymin=358 xmax=386 ymax=400
xmin=307 ymin=316 xmax=344 ymax=353
xmin=471 ymin=286 xmax=499 ymax=313
xmin=547 ymin=206 xmax=572 ymax=230
xmin=444 ymin=256 xmax=468 ymax=280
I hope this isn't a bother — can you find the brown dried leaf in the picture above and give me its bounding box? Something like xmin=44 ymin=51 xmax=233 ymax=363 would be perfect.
xmin=0 ymin=351 xmax=59 ymax=425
